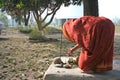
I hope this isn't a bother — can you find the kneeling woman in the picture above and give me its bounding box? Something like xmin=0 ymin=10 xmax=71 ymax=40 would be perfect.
xmin=62 ymin=16 xmax=115 ymax=72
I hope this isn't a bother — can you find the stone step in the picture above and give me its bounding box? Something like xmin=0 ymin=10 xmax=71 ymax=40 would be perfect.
xmin=43 ymin=57 xmax=120 ymax=80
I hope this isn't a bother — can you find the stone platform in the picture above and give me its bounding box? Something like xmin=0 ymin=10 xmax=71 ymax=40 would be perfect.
xmin=43 ymin=57 xmax=120 ymax=80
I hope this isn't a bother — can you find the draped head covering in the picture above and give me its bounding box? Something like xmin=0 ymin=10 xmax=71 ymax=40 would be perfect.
xmin=62 ymin=16 xmax=115 ymax=72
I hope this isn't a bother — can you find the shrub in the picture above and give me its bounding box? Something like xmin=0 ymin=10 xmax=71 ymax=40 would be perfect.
xmin=29 ymin=27 xmax=47 ymax=41
xmin=19 ymin=26 xmax=32 ymax=34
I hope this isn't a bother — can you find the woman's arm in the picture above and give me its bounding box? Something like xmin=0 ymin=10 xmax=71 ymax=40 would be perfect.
xmin=68 ymin=44 xmax=81 ymax=56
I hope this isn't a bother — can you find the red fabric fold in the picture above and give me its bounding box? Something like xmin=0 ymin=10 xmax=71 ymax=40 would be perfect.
xmin=62 ymin=16 xmax=115 ymax=72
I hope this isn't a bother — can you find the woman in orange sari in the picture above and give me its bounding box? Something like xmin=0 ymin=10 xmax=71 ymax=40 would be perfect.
xmin=62 ymin=16 xmax=115 ymax=72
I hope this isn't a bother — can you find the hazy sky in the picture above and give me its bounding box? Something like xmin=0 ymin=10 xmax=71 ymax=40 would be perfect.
xmin=99 ymin=0 xmax=120 ymax=19
xmin=55 ymin=4 xmax=83 ymax=19
xmin=55 ymin=0 xmax=120 ymax=20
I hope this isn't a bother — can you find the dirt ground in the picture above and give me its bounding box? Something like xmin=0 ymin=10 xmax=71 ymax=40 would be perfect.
xmin=0 ymin=28 xmax=120 ymax=80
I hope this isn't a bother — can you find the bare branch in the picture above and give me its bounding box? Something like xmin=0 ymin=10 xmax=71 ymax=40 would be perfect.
xmin=42 ymin=4 xmax=61 ymax=29
xmin=39 ymin=7 xmax=46 ymax=15
xmin=33 ymin=11 xmax=37 ymax=21
xmin=42 ymin=4 xmax=59 ymax=22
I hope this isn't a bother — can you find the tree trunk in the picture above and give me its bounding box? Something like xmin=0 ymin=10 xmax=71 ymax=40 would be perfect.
xmin=24 ymin=10 xmax=30 ymax=30
xmin=36 ymin=20 xmax=45 ymax=35
xmin=37 ymin=20 xmax=42 ymax=31
xmin=24 ymin=18 xmax=28 ymax=30
xmin=18 ymin=14 xmax=22 ymax=25
xmin=83 ymin=0 xmax=99 ymax=16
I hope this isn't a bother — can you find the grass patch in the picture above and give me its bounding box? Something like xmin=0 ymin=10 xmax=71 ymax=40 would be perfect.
xmin=28 ymin=26 xmax=61 ymax=42
xmin=115 ymin=26 xmax=120 ymax=33
xmin=19 ymin=26 xmax=32 ymax=34
xmin=29 ymin=27 xmax=46 ymax=40
xmin=44 ymin=26 xmax=61 ymax=34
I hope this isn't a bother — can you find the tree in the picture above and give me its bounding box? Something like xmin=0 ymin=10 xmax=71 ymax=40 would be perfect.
xmin=66 ymin=0 xmax=99 ymax=16
xmin=0 ymin=0 xmax=99 ymax=31
xmin=55 ymin=0 xmax=99 ymax=16
xmin=0 ymin=0 xmax=31 ymax=27
xmin=0 ymin=12 xmax=8 ymax=26
xmin=0 ymin=0 xmax=63 ymax=32
xmin=31 ymin=0 xmax=62 ymax=31
xmin=83 ymin=0 xmax=99 ymax=16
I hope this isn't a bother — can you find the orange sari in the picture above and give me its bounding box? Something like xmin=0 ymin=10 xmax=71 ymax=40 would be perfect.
xmin=62 ymin=16 xmax=115 ymax=72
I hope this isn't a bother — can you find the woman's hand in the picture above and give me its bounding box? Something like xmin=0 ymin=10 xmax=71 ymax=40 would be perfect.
xmin=67 ymin=44 xmax=81 ymax=56
xmin=67 ymin=49 xmax=74 ymax=56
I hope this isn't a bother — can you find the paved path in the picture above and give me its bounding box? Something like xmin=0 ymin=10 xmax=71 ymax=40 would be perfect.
xmin=43 ymin=57 xmax=120 ymax=80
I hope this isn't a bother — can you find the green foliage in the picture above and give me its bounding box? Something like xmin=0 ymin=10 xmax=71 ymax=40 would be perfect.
xmin=0 ymin=0 xmax=4 ymax=8
xmin=29 ymin=27 xmax=46 ymax=40
xmin=0 ymin=0 xmax=82 ymax=32
xmin=0 ymin=12 xmax=8 ymax=26
xmin=16 ymin=1 xmax=24 ymax=9
xmin=19 ymin=26 xmax=32 ymax=34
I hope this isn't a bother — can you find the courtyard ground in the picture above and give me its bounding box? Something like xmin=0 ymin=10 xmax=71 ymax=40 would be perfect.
xmin=0 ymin=27 xmax=120 ymax=80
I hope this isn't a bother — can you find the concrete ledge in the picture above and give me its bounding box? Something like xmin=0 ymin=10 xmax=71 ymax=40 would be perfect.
xmin=43 ymin=57 xmax=120 ymax=80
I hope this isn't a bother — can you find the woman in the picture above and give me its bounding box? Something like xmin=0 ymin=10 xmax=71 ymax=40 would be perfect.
xmin=62 ymin=16 xmax=115 ymax=72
